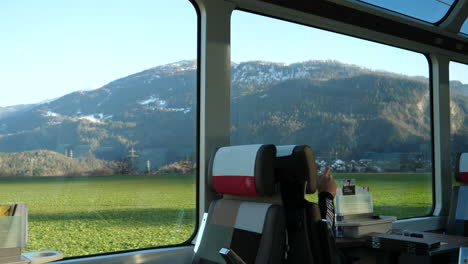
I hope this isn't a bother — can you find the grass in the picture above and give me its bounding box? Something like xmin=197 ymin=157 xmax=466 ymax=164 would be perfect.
xmin=0 ymin=173 xmax=432 ymax=257
xmin=307 ymin=173 xmax=433 ymax=218
xmin=0 ymin=175 xmax=196 ymax=257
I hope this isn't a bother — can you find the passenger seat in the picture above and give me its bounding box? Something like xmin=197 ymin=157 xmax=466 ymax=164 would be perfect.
xmin=192 ymin=144 xmax=286 ymax=264
xmin=447 ymin=152 xmax=468 ymax=236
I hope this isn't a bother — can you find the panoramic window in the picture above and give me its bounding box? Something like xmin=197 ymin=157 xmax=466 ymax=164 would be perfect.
xmin=449 ymin=62 xmax=468 ymax=180
xmin=461 ymin=18 xmax=468 ymax=35
xmin=231 ymin=11 xmax=433 ymax=218
xmin=357 ymin=0 xmax=456 ymax=23
xmin=0 ymin=0 xmax=197 ymax=257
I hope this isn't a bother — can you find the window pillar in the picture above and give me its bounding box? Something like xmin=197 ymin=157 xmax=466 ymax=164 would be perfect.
xmin=196 ymin=0 xmax=235 ymax=217
xmin=431 ymin=54 xmax=452 ymax=216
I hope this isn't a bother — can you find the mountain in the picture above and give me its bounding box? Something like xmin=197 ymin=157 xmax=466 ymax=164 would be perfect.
xmin=231 ymin=67 xmax=433 ymax=158
xmin=0 ymin=59 xmax=467 ymax=175
xmin=0 ymin=60 xmax=198 ymax=172
xmin=451 ymin=80 xmax=468 ymax=96
xmin=0 ymin=104 xmax=36 ymax=119
xmin=450 ymin=80 xmax=468 ymax=154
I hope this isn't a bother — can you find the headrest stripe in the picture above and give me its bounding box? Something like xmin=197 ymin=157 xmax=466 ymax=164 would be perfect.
xmin=213 ymin=176 xmax=258 ymax=196
xmin=212 ymin=145 xmax=261 ymax=177
xmin=460 ymin=172 xmax=468 ymax=183
xmin=276 ymin=145 xmax=295 ymax=157
xmin=460 ymin=153 xmax=468 ymax=172
xmin=209 ymin=144 xmax=276 ymax=196
xmin=214 ymin=175 xmax=255 ymax=178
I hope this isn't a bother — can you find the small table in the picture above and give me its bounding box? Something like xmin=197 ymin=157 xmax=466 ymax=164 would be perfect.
xmin=336 ymin=231 xmax=468 ymax=264
xmin=336 ymin=237 xmax=367 ymax=249
xmin=415 ymin=232 xmax=468 ymax=256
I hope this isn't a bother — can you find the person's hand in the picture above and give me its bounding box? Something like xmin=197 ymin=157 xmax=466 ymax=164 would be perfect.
xmin=317 ymin=167 xmax=337 ymax=197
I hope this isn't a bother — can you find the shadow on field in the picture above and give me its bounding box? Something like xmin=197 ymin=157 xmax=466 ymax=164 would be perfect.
xmin=374 ymin=205 xmax=433 ymax=218
xmin=30 ymin=207 xmax=195 ymax=226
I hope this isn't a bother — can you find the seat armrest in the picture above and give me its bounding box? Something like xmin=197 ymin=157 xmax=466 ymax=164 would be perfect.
xmin=319 ymin=219 xmax=337 ymax=264
xmin=219 ymin=248 xmax=247 ymax=264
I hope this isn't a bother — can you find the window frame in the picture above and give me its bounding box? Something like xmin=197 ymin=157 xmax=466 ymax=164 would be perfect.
xmin=228 ymin=0 xmax=465 ymax=227
xmin=231 ymin=8 xmax=436 ymax=219
xmin=0 ymin=0 xmax=202 ymax=260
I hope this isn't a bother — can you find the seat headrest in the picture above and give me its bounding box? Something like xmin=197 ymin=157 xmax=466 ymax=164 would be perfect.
xmin=208 ymin=144 xmax=277 ymax=197
xmin=276 ymin=145 xmax=318 ymax=194
xmin=456 ymin=153 xmax=468 ymax=183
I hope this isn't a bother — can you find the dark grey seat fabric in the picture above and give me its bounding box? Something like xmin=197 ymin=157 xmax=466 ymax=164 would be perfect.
xmin=193 ymin=144 xmax=286 ymax=264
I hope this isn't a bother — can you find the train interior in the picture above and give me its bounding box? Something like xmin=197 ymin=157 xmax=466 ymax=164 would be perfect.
xmin=1 ymin=0 xmax=468 ymax=263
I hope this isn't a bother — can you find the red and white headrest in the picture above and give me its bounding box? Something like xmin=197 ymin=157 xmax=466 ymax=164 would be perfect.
xmin=208 ymin=144 xmax=276 ymax=197
xmin=456 ymin=153 xmax=468 ymax=183
xmin=275 ymin=145 xmax=318 ymax=194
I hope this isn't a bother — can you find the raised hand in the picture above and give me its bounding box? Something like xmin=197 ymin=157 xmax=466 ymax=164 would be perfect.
xmin=317 ymin=167 xmax=337 ymax=197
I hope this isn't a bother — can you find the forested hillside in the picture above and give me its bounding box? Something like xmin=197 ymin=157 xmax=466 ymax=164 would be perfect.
xmin=0 ymin=60 xmax=466 ymax=175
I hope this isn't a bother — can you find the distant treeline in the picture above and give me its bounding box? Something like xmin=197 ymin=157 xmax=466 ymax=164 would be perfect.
xmin=0 ymin=150 xmax=194 ymax=177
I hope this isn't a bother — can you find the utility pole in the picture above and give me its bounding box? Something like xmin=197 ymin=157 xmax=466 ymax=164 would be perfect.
xmin=146 ymin=160 xmax=151 ymax=173
xmin=128 ymin=147 xmax=139 ymax=173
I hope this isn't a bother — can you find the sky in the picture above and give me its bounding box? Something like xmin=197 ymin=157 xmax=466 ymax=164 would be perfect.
xmin=0 ymin=0 xmax=466 ymax=107
xmin=462 ymin=18 xmax=468 ymax=34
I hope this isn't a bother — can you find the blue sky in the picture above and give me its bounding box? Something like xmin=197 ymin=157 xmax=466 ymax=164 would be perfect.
xmin=232 ymin=11 xmax=430 ymax=76
xmin=462 ymin=18 xmax=468 ymax=34
xmin=0 ymin=0 xmax=197 ymax=107
xmin=0 ymin=0 xmax=466 ymax=107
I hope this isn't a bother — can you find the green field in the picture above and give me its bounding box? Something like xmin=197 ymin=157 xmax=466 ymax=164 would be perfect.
xmin=307 ymin=173 xmax=433 ymax=218
xmin=0 ymin=173 xmax=432 ymax=257
xmin=0 ymin=175 xmax=196 ymax=257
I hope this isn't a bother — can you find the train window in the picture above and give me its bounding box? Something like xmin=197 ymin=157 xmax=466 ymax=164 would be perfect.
xmin=0 ymin=0 xmax=197 ymax=258
xmin=450 ymin=61 xmax=468 ymax=174
xmin=231 ymin=11 xmax=433 ymax=219
xmin=461 ymin=18 xmax=468 ymax=35
xmin=357 ymin=0 xmax=456 ymax=23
